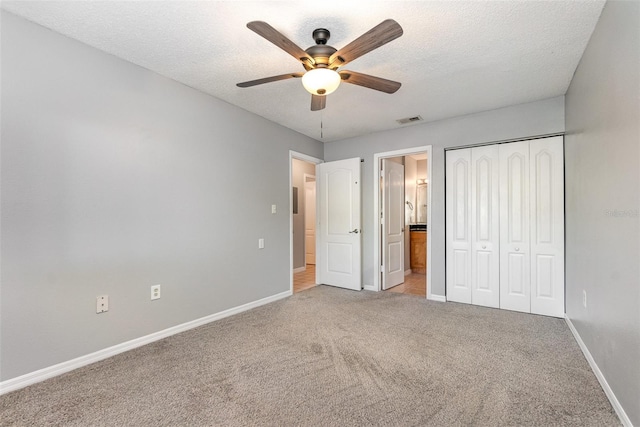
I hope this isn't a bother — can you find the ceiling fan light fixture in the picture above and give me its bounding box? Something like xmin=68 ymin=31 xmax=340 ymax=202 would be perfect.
xmin=302 ymin=68 xmax=341 ymax=96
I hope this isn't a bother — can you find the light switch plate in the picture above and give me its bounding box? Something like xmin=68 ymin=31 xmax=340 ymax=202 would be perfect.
xmin=258 ymin=238 xmax=265 ymax=249
xmin=271 ymin=204 xmax=277 ymax=214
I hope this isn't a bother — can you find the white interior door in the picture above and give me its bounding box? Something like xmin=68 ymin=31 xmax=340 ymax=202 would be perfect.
xmin=446 ymin=149 xmax=472 ymax=303
xmin=316 ymin=158 xmax=362 ymax=290
xmin=471 ymin=145 xmax=500 ymax=308
xmin=529 ymin=136 xmax=564 ymax=317
xmin=499 ymin=141 xmax=531 ymax=313
xmin=382 ymin=159 xmax=405 ymax=290
xmin=304 ymin=179 xmax=316 ymax=265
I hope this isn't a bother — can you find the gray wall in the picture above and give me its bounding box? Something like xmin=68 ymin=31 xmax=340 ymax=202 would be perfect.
xmin=564 ymin=0 xmax=640 ymax=424
xmin=324 ymin=96 xmax=564 ymax=295
xmin=0 ymin=12 xmax=323 ymax=381
xmin=291 ymin=158 xmax=315 ymax=269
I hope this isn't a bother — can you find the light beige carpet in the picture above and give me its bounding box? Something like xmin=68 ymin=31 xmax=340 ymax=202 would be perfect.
xmin=0 ymin=286 xmax=619 ymax=426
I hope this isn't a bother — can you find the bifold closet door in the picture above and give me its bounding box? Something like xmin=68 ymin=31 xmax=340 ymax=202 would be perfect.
xmin=499 ymin=141 xmax=531 ymax=313
xmin=498 ymin=136 xmax=564 ymax=316
xmin=448 ymin=137 xmax=565 ymax=317
xmin=529 ymin=137 xmax=564 ymax=317
xmin=470 ymin=145 xmax=500 ymax=308
xmin=446 ymin=146 xmax=500 ymax=307
xmin=446 ymin=149 xmax=472 ymax=304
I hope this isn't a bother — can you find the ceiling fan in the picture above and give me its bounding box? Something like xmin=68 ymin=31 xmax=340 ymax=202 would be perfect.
xmin=237 ymin=20 xmax=403 ymax=111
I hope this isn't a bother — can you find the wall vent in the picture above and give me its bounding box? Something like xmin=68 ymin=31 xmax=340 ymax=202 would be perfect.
xmin=396 ymin=115 xmax=423 ymax=125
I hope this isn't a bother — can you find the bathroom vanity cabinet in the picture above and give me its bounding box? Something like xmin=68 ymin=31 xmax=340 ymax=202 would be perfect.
xmin=410 ymin=231 xmax=427 ymax=274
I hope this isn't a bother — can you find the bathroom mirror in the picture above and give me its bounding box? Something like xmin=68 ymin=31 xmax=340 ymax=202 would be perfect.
xmin=416 ymin=183 xmax=428 ymax=224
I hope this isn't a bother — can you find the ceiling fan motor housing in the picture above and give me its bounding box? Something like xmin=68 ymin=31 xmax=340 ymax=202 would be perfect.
xmin=305 ymin=28 xmax=337 ymax=69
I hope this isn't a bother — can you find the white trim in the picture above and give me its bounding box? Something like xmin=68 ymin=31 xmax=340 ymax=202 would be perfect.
xmin=404 ymin=269 xmax=412 ymax=276
xmin=363 ymin=284 xmax=376 ymax=291
xmin=565 ymin=316 xmax=631 ymax=427
xmin=444 ymin=132 xmax=565 ymax=152
xmin=428 ymin=294 xmax=446 ymax=303
xmin=425 ymin=149 xmax=433 ymax=300
xmin=0 ymin=290 xmax=291 ymax=395
xmin=289 ymin=151 xmax=323 ymax=294
xmin=293 ymin=266 xmax=306 ymax=274
xmin=373 ymin=146 xmax=433 ymax=301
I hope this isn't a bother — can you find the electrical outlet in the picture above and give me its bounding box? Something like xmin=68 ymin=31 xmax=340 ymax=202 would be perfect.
xmin=151 ymin=285 xmax=161 ymax=300
xmin=96 ymin=295 xmax=109 ymax=313
xmin=583 ymin=290 xmax=587 ymax=308
xmin=258 ymin=238 xmax=265 ymax=249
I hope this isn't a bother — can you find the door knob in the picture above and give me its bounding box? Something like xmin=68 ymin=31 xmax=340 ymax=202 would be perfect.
xmin=482 ymin=245 xmax=486 ymax=249
xmin=515 ymin=247 xmax=520 ymax=251
xmin=349 ymin=229 xmax=359 ymax=234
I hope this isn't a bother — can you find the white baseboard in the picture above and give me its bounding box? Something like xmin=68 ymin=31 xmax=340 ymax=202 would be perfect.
xmin=428 ymin=294 xmax=446 ymax=302
xmin=292 ymin=266 xmax=306 ymax=273
xmin=0 ymin=290 xmax=292 ymax=395
xmin=363 ymin=284 xmax=376 ymax=291
xmin=565 ymin=316 xmax=631 ymax=427
xmin=404 ymin=269 xmax=412 ymax=276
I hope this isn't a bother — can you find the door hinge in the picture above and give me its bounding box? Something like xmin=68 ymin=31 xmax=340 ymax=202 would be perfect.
xmin=380 ymin=265 xmax=384 ymax=273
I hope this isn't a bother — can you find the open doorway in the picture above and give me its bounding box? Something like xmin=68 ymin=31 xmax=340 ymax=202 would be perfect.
xmin=373 ymin=146 xmax=432 ymax=299
xmin=290 ymin=153 xmax=321 ymax=293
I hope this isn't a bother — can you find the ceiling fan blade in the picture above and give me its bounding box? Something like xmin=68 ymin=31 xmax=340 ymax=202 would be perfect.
xmin=247 ymin=21 xmax=314 ymax=66
xmin=311 ymin=94 xmax=326 ymax=111
xmin=329 ymin=19 xmax=403 ymax=68
xmin=339 ymin=70 xmax=401 ymax=94
xmin=237 ymin=72 xmax=303 ymax=88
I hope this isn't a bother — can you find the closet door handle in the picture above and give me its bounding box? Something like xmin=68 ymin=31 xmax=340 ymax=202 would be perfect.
xmin=481 ymin=245 xmax=486 ymax=249
xmin=515 ymin=247 xmax=520 ymax=252
xmin=349 ymin=229 xmax=359 ymax=234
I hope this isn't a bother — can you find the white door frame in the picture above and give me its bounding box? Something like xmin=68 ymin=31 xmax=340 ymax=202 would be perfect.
xmin=290 ymin=151 xmax=323 ymax=294
xmin=373 ymin=146 xmax=434 ymax=299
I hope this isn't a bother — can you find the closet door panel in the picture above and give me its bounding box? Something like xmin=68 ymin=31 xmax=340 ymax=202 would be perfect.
xmin=499 ymin=141 xmax=531 ymax=313
xmin=530 ymin=136 xmax=564 ymax=317
xmin=471 ymin=145 xmax=500 ymax=308
xmin=446 ymin=149 xmax=472 ymax=304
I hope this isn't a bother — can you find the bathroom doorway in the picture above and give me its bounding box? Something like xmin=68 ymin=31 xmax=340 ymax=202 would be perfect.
xmin=373 ymin=146 xmax=432 ymax=299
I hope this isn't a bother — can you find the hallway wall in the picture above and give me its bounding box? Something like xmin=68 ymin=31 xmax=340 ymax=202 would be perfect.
xmin=292 ymin=158 xmax=316 ymax=270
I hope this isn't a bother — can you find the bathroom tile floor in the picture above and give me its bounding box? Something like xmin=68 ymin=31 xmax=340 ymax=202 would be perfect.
xmin=385 ymin=272 xmax=427 ymax=297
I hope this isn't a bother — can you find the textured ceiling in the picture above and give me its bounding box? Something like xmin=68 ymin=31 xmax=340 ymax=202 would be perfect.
xmin=2 ymin=1 xmax=605 ymax=142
